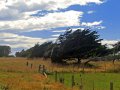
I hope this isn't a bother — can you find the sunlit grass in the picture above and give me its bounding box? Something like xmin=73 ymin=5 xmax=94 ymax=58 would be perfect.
xmin=0 ymin=58 xmax=68 ymax=90
xmin=0 ymin=57 xmax=120 ymax=90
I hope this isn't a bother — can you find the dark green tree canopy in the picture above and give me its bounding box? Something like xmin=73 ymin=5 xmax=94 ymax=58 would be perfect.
xmin=15 ymin=28 xmax=109 ymax=63
xmin=15 ymin=41 xmax=53 ymax=59
xmin=0 ymin=46 xmax=11 ymax=57
xmin=30 ymin=42 xmax=53 ymax=58
xmin=51 ymin=29 xmax=109 ymax=63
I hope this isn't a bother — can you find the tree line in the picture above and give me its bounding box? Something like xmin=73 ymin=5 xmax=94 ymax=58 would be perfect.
xmin=15 ymin=28 xmax=120 ymax=63
xmin=0 ymin=46 xmax=11 ymax=57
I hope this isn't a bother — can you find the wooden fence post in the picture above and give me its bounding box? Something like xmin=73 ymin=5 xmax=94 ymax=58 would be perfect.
xmin=71 ymin=75 xmax=75 ymax=88
xmin=38 ymin=65 xmax=41 ymax=72
xmin=26 ymin=62 xmax=28 ymax=66
xmin=82 ymin=64 xmax=85 ymax=73
xmin=80 ymin=78 xmax=83 ymax=90
xmin=43 ymin=65 xmax=45 ymax=73
xmin=55 ymin=71 xmax=58 ymax=82
xmin=31 ymin=64 xmax=33 ymax=69
xmin=93 ymin=81 xmax=94 ymax=90
xmin=110 ymin=82 xmax=113 ymax=90
xmin=59 ymin=77 xmax=64 ymax=84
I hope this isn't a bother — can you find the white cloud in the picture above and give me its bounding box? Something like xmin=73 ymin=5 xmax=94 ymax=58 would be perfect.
xmin=0 ymin=33 xmax=53 ymax=49
xmin=0 ymin=0 xmax=105 ymax=32
xmin=87 ymin=10 xmax=95 ymax=14
xmin=96 ymin=26 xmax=105 ymax=29
xmin=101 ymin=40 xmax=119 ymax=48
xmin=52 ymin=28 xmax=85 ymax=33
xmin=0 ymin=32 xmax=118 ymax=49
xmin=52 ymin=34 xmax=60 ymax=37
xmin=72 ymin=27 xmax=85 ymax=31
xmin=81 ymin=20 xmax=105 ymax=29
xmin=0 ymin=0 xmax=105 ymax=53
xmin=0 ymin=0 xmax=104 ymax=21
xmin=52 ymin=30 xmax=67 ymax=33
xmin=0 ymin=10 xmax=83 ymax=32
xmin=4 ymin=0 xmax=104 ymax=11
xmin=101 ymin=40 xmax=118 ymax=45
xmin=82 ymin=20 xmax=103 ymax=27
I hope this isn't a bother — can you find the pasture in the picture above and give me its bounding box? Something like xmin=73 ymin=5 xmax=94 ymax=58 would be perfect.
xmin=49 ymin=72 xmax=120 ymax=90
xmin=0 ymin=58 xmax=120 ymax=90
xmin=0 ymin=58 xmax=67 ymax=90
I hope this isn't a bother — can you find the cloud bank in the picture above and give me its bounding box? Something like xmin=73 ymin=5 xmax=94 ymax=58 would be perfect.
xmin=0 ymin=0 xmax=107 ymax=53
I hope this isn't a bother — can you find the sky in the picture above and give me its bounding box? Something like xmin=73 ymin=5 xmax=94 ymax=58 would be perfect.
xmin=0 ymin=0 xmax=120 ymax=54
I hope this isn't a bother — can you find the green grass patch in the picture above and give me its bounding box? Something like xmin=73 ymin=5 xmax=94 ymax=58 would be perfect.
xmin=49 ymin=72 xmax=120 ymax=90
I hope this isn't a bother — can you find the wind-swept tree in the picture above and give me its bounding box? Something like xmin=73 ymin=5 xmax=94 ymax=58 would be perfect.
xmin=51 ymin=28 xmax=109 ymax=63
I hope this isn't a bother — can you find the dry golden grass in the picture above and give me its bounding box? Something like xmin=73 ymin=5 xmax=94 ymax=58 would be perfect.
xmin=0 ymin=58 xmax=69 ymax=90
xmin=0 ymin=57 xmax=120 ymax=90
xmin=0 ymin=57 xmax=119 ymax=73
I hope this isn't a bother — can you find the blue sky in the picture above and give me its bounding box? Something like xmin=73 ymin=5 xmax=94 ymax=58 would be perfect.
xmin=0 ymin=0 xmax=119 ymax=54
xmin=21 ymin=0 xmax=120 ymax=39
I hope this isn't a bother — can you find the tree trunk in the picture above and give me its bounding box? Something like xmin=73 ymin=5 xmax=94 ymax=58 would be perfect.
xmin=84 ymin=60 xmax=92 ymax=65
xmin=77 ymin=58 xmax=81 ymax=64
xmin=113 ymin=59 xmax=115 ymax=65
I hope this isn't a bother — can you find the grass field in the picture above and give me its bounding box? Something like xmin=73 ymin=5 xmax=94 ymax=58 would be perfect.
xmin=49 ymin=72 xmax=120 ymax=90
xmin=0 ymin=58 xmax=67 ymax=90
xmin=0 ymin=57 xmax=120 ymax=90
